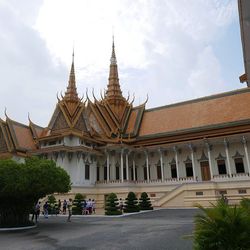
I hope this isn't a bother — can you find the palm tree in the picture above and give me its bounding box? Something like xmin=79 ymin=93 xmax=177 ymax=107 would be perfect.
xmin=193 ymin=200 xmax=250 ymax=250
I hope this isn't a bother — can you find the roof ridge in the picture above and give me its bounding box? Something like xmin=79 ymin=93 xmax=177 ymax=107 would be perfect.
xmin=145 ymin=87 xmax=250 ymax=112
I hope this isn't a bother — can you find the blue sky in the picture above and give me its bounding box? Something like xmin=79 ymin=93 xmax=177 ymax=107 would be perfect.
xmin=0 ymin=0 xmax=245 ymax=127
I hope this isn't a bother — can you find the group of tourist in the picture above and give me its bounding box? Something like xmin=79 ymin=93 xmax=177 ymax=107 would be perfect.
xmin=81 ymin=199 xmax=96 ymax=215
xmin=31 ymin=197 xmax=96 ymax=223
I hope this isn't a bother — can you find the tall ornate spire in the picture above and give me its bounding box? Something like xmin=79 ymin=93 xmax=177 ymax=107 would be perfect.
xmin=110 ymin=36 xmax=117 ymax=65
xmin=106 ymin=36 xmax=124 ymax=104
xmin=64 ymin=50 xmax=79 ymax=102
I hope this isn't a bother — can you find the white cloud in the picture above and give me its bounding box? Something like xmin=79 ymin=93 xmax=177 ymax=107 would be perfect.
xmin=0 ymin=0 xmax=243 ymax=126
xmin=0 ymin=0 xmax=67 ymax=126
xmin=35 ymin=0 xmax=241 ymax=107
xmin=188 ymin=46 xmax=224 ymax=97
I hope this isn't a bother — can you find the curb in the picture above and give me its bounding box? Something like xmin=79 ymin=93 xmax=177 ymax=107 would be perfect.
xmin=0 ymin=224 xmax=37 ymax=232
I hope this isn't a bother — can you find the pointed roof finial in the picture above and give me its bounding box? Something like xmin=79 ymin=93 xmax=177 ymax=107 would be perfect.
xmin=64 ymin=48 xmax=79 ymax=102
xmin=105 ymin=35 xmax=129 ymax=108
xmin=110 ymin=34 xmax=117 ymax=65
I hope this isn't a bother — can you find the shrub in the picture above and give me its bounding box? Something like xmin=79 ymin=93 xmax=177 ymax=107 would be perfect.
xmin=47 ymin=194 xmax=57 ymax=214
xmin=240 ymin=198 xmax=250 ymax=211
xmin=124 ymin=192 xmax=140 ymax=213
xmin=139 ymin=192 xmax=153 ymax=210
xmin=193 ymin=200 xmax=250 ymax=249
xmin=0 ymin=157 xmax=71 ymax=227
xmin=72 ymin=193 xmax=85 ymax=215
xmin=105 ymin=193 xmax=122 ymax=215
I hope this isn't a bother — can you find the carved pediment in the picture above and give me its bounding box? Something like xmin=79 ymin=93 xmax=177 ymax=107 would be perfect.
xmin=74 ymin=113 xmax=87 ymax=132
xmin=198 ymin=150 xmax=208 ymax=162
xmin=51 ymin=110 xmax=70 ymax=131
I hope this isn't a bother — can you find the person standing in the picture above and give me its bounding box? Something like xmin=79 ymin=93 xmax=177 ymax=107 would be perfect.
xmin=31 ymin=202 xmax=37 ymax=222
xmin=35 ymin=202 xmax=41 ymax=223
xmin=43 ymin=201 xmax=49 ymax=219
xmin=63 ymin=200 xmax=67 ymax=214
xmin=86 ymin=199 xmax=92 ymax=214
xmin=81 ymin=200 xmax=87 ymax=215
xmin=92 ymin=199 xmax=96 ymax=214
xmin=67 ymin=198 xmax=73 ymax=222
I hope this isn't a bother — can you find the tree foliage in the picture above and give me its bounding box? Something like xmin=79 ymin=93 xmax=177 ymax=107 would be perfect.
xmin=139 ymin=192 xmax=153 ymax=210
xmin=105 ymin=193 xmax=122 ymax=215
xmin=124 ymin=192 xmax=139 ymax=213
xmin=0 ymin=157 xmax=71 ymax=227
xmin=193 ymin=200 xmax=250 ymax=249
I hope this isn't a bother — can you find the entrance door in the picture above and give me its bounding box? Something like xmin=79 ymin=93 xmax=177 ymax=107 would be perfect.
xmin=200 ymin=161 xmax=211 ymax=181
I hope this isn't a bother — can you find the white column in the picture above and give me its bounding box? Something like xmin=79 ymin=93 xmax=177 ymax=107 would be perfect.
xmin=189 ymin=144 xmax=197 ymax=181
xmin=145 ymin=151 xmax=150 ymax=182
xmin=159 ymin=149 xmax=164 ymax=181
xmin=174 ymin=147 xmax=180 ymax=179
xmin=106 ymin=151 xmax=110 ymax=181
xmin=120 ymin=149 xmax=124 ymax=182
xmin=205 ymin=142 xmax=213 ymax=178
xmin=126 ymin=152 xmax=129 ymax=181
xmin=133 ymin=158 xmax=136 ymax=181
xmin=224 ymin=138 xmax=232 ymax=177
xmin=242 ymin=136 xmax=250 ymax=174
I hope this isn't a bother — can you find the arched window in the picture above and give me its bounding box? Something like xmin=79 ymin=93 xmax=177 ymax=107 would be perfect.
xmin=235 ymin=158 xmax=245 ymax=173
xmin=171 ymin=164 xmax=177 ymax=178
xmin=115 ymin=163 xmax=120 ymax=180
xmin=233 ymin=151 xmax=245 ymax=174
xmin=96 ymin=166 xmax=100 ymax=181
xmin=143 ymin=166 xmax=147 ymax=180
xmin=157 ymin=164 xmax=162 ymax=179
xmin=215 ymin=153 xmax=227 ymax=175
xmin=217 ymin=160 xmax=227 ymax=175
xmin=85 ymin=164 xmax=90 ymax=180
xmin=184 ymin=156 xmax=193 ymax=177
xmin=104 ymin=166 xmax=107 ymax=180
xmin=185 ymin=162 xmax=193 ymax=177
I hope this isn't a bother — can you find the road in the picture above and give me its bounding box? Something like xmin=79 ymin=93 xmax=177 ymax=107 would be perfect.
xmin=0 ymin=209 xmax=197 ymax=250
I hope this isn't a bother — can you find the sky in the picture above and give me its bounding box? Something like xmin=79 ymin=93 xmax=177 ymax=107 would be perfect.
xmin=0 ymin=0 xmax=245 ymax=127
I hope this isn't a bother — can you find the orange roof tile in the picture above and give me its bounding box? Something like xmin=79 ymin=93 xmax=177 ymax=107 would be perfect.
xmin=139 ymin=88 xmax=250 ymax=137
xmin=126 ymin=109 xmax=138 ymax=134
xmin=8 ymin=120 xmax=36 ymax=150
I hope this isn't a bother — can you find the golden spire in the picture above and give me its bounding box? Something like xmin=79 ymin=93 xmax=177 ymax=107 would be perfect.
xmin=64 ymin=49 xmax=79 ymax=102
xmin=106 ymin=36 xmax=124 ymax=104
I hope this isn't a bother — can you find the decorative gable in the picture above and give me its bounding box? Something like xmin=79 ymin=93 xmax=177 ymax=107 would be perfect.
xmin=51 ymin=110 xmax=70 ymax=131
xmin=74 ymin=113 xmax=87 ymax=132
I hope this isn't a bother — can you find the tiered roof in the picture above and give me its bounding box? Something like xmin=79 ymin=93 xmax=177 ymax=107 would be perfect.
xmin=1 ymin=41 xmax=250 ymax=157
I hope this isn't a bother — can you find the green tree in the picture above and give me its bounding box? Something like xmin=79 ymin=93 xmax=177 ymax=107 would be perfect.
xmin=139 ymin=192 xmax=153 ymax=210
xmin=72 ymin=193 xmax=85 ymax=215
xmin=0 ymin=157 xmax=71 ymax=227
xmin=124 ymin=192 xmax=139 ymax=213
xmin=193 ymin=200 xmax=250 ymax=249
xmin=105 ymin=193 xmax=122 ymax=215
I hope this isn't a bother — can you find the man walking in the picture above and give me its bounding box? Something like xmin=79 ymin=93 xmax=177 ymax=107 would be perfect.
xmin=67 ymin=198 xmax=73 ymax=222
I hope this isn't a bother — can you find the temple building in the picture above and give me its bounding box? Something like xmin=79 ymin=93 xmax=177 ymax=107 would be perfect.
xmin=1 ymin=1 xmax=250 ymax=207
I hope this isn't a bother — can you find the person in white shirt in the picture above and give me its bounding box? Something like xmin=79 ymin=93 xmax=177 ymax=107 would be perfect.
xmin=67 ymin=198 xmax=73 ymax=222
xmin=86 ymin=199 xmax=93 ymax=214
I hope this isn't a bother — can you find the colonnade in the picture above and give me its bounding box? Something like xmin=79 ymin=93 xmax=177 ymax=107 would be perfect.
xmin=97 ymin=136 xmax=250 ymax=183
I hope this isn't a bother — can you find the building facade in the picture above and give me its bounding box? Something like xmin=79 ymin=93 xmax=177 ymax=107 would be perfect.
xmin=1 ymin=2 xmax=250 ymax=207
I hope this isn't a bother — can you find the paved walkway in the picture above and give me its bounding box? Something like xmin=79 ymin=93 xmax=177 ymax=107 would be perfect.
xmin=0 ymin=209 xmax=197 ymax=250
